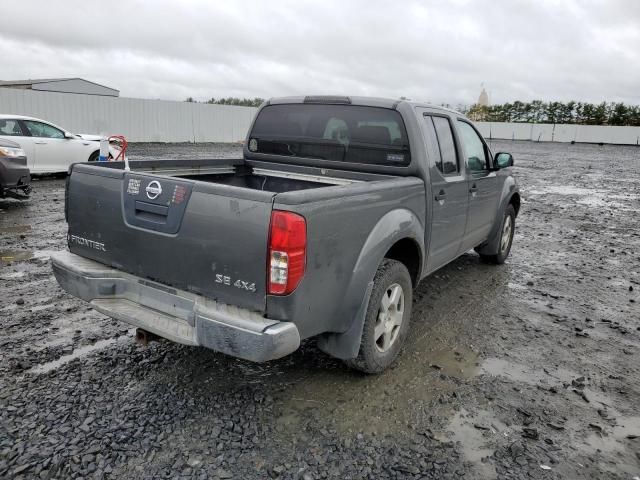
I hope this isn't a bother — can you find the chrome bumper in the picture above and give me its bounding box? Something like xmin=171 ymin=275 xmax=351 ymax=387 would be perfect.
xmin=51 ymin=251 xmax=300 ymax=362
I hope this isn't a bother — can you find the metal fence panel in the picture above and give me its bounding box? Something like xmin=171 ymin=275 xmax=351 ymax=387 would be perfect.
xmin=0 ymin=88 xmax=257 ymax=142
xmin=476 ymin=121 xmax=638 ymax=145
xmin=2 ymin=89 xmax=639 ymax=145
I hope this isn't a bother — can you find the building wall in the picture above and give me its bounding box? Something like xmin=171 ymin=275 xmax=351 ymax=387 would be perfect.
xmin=476 ymin=122 xmax=640 ymax=145
xmin=0 ymin=88 xmax=257 ymax=142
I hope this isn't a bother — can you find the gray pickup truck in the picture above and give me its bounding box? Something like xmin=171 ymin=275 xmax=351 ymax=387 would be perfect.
xmin=52 ymin=96 xmax=519 ymax=373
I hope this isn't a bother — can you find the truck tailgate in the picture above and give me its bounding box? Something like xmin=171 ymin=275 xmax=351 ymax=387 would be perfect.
xmin=66 ymin=164 xmax=274 ymax=313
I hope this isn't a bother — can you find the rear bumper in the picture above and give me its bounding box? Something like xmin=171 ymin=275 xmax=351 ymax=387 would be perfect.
xmin=51 ymin=251 xmax=300 ymax=362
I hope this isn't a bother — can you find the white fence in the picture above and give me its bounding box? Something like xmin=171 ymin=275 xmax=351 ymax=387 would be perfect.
xmin=0 ymin=88 xmax=257 ymax=142
xmin=2 ymin=88 xmax=639 ymax=145
xmin=475 ymin=122 xmax=640 ymax=145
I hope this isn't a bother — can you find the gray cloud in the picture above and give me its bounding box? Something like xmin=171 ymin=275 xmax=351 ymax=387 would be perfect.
xmin=2 ymin=0 xmax=639 ymax=106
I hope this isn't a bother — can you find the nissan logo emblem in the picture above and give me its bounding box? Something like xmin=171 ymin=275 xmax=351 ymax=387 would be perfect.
xmin=145 ymin=180 xmax=162 ymax=200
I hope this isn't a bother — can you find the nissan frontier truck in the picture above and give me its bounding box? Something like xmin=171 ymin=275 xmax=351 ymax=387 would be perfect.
xmin=52 ymin=96 xmax=519 ymax=373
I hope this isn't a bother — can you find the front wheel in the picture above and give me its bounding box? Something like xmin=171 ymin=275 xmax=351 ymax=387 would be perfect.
xmin=479 ymin=204 xmax=516 ymax=264
xmin=345 ymin=259 xmax=413 ymax=374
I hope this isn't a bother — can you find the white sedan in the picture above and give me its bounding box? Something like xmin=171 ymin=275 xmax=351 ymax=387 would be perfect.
xmin=0 ymin=114 xmax=119 ymax=174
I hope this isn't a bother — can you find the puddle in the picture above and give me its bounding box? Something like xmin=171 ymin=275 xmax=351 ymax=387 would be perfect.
xmin=480 ymin=357 xmax=578 ymax=387
xmin=584 ymin=415 xmax=640 ymax=452
xmin=28 ymin=333 xmax=132 ymax=374
xmin=0 ymin=271 xmax=26 ymax=280
xmin=0 ymin=250 xmax=34 ymax=263
xmin=480 ymin=360 xmax=628 ymax=419
xmin=576 ymin=197 xmax=607 ymax=207
xmin=0 ymin=249 xmax=59 ymax=264
xmin=582 ymin=415 xmax=640 ymax=474
xmin=31 ymin=249 xmax=59 ymax=261
xmin=609 ymin=193 xmax=640 ymax=201
xmin=0 ymin=224 xmax=31 ymax=234
xmin=275 ymin=345 xmax=480 ymax=436
xmin=421 ymin=348 xmax=480 ymax=379
xmin=438 ymin=408 xmax=507 ymax=479
xmin=527 ymin=185 xmax=639 ymax=211
xmin=507 ymin=281 xmax=529 ymax=292
xmin=528 ymin=186 xmax=605 ymax=196
xmin=29 ymin=304 xmax=54 ymax=313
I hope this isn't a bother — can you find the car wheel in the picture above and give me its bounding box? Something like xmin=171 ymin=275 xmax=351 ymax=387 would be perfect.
xmin=345 ymin=259 xmax=412 ymax=374
xmin=479 ymin=204 xmax=516 ymax=264
xmin=88 ymin=151 xmax=99 ymax=162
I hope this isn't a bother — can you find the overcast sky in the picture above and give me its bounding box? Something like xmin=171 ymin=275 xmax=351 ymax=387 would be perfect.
xmin=2 ymin=0 xmax=638 ymax=106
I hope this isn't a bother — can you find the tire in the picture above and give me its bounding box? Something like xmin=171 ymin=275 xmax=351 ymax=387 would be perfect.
xmin=88 ymin=151 xmax=99 ymax=162
xmin=479 ymin=204 xmax=516 ymax=264
xmin=345 ymin=259 xmax=413 ymax=374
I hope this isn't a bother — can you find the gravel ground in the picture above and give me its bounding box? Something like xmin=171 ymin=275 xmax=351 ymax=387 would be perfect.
xmin=1 ymin=140 xmax=639 ymax=479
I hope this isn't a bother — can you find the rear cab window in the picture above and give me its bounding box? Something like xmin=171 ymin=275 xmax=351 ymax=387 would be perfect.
xmin=248 ymin=104 xmax=411 ymax=166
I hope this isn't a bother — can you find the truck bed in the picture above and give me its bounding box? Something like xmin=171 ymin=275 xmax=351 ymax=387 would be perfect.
xmin=65 ymin=158 xmax=417 ymax=319
xmin=93 ymin=157 xmax=368 ymax=191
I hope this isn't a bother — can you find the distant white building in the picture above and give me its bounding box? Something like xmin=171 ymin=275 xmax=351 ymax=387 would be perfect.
xmin=0 ymin=78 xmax=119 ymax=97
xmin=477 ymin=85 xmax=489 ymax=106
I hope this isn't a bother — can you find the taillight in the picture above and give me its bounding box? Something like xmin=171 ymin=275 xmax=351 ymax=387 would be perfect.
xmin=268 ymin=211 xmax=306 ymax=295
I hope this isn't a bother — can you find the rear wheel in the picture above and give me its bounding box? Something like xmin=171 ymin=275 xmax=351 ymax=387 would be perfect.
xmin=345 ymin=259 xmax=412 ymax=374
xmin=88 ymin=151 xmax=99 ymax=162
xmin=479 ymin=204 xmax=516 ymax=264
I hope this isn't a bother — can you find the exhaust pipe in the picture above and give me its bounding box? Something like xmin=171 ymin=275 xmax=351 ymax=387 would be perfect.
xmin=135 ymin=328 xmax=160 ymax=346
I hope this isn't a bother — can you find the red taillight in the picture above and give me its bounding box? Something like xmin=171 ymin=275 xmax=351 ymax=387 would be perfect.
xmin=268 ymin=211 xmax=306 ymax=295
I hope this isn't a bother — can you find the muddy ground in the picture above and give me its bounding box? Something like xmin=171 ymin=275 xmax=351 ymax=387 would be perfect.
xmin=1 ymin=140 xmax=639 ymax=479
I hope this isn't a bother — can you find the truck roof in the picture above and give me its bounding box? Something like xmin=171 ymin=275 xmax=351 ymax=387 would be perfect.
xmin=266 ymin=96 xmax=462 ymax=115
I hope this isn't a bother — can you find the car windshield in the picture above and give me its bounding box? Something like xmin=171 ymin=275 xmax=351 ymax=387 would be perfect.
xmin=249 ymin=104 xmax=411 ymax=166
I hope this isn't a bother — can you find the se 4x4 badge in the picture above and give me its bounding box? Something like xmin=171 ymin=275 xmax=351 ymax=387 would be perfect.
xmin=215 ymin=274 xmax=256 ymax=292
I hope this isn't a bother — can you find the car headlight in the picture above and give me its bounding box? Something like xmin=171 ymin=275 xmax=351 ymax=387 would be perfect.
xmin=0 ymin=146 xmax=26 ymax=157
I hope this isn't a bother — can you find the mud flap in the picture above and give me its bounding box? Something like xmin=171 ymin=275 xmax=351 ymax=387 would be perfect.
xmin=477 ymin=186 xmax=520 ymax=256
xmin=316 ymin=281 xmax=374 ymax=360
xmin=475 ymin=221 xmax=502 ymax=255
xmin=476 ymin=197 xmax=513 ymax=256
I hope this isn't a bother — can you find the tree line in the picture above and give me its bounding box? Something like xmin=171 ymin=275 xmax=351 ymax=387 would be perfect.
xmin=464 ymin=101 xmax=640 ymax=126
xmin=184 ymin=96 xmax=640 ymax=126
xmin=185 ymin=97 xmax=264 ymax=107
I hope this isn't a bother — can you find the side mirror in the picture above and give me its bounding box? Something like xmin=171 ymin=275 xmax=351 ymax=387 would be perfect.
xmin=64 ymin=132 xmax=75 ymax=139
xmin=495 ymin=152 xmax=514 ymax=168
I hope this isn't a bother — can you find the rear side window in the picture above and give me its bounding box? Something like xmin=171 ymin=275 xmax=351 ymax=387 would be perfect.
xmin=0 ymin=119 xmax=23 ymax=136
xmin=249 ymin=104 xmax=411 ymax=166
xmin=428 ymin=116 xmax=459 ymax=175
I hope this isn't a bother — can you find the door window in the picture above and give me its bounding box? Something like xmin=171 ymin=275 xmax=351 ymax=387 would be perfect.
xmin=457 ymin=121 xmax=489 ymax=172
xmin=428 ymin=116 xmax=459 ymax=175
xmin=0 ymin=119 xmax=23 ymax=136
xmin=23 ymin=121 xmax=65 ymax=139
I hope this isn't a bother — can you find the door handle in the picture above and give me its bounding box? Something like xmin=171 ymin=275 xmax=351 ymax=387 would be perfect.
xmin=34 ymin=141 xmax=47 ymax=145
xmin=469 ymin=184 xmax=478 ymax=193
xmin=435 ymin=190 xmax=447 ymax=201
